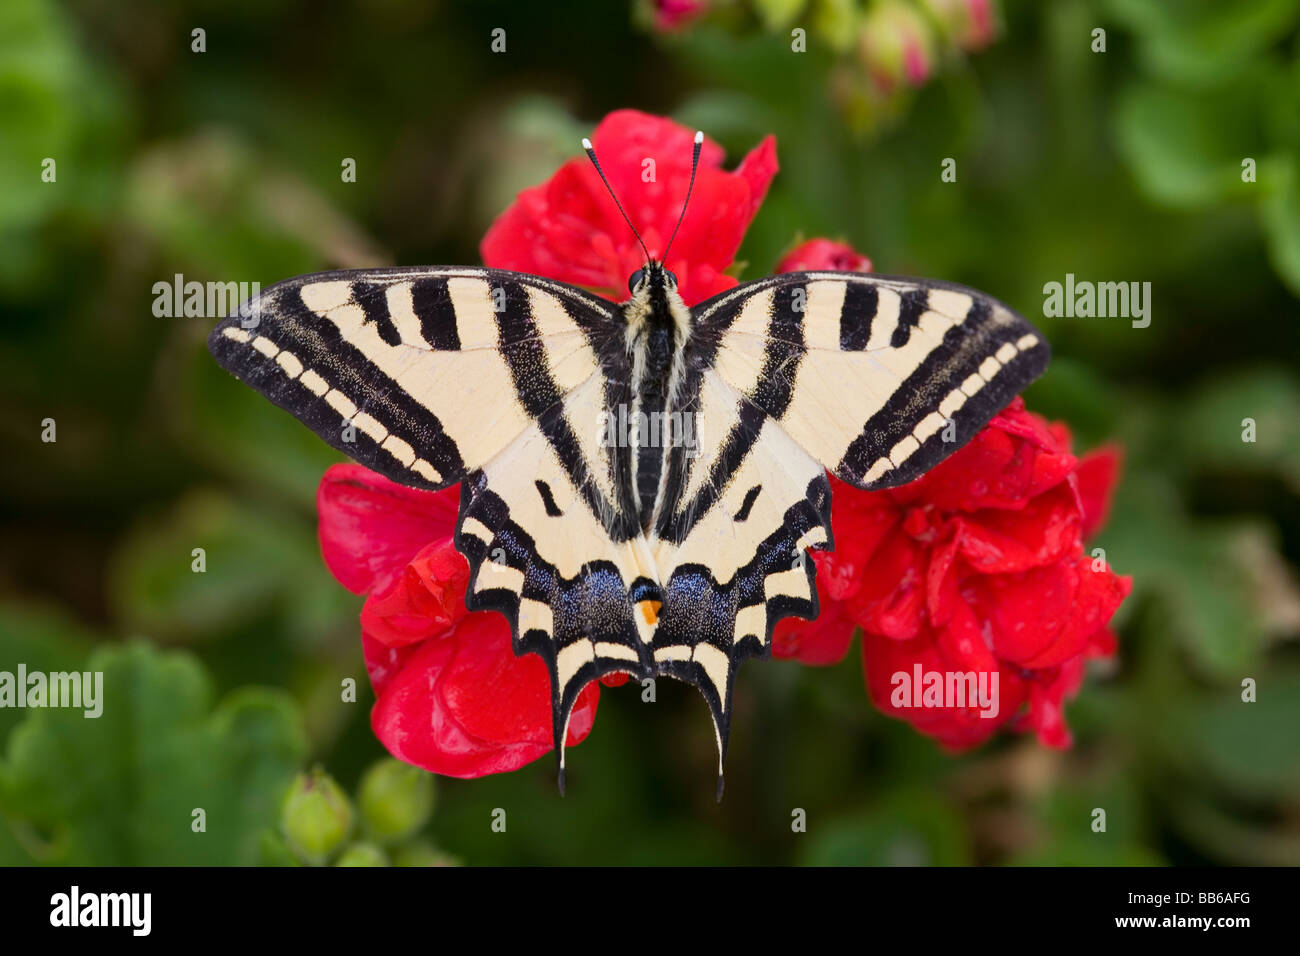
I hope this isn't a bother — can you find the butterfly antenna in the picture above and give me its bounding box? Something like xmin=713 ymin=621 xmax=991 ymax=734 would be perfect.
xmin=582 ymin=137 xmax=650 ymax=263
xmin=662 ymin=130 xmax=704 ymax=264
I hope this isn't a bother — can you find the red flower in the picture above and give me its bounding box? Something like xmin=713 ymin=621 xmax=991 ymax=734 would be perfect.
xmin=481 ymin=109 xmax=777 ymax=306
xmin=776 ymin=238 xmax=874 ymax=274
xmin=318 ymin=464 xmax=598 ymax=777
xmin=651 ymin=0 xmax=710 ymax=31
xmin=317 ymin=111 xmax=1127 ymax=778
xmin=773 ymin=401 xmax=1130 ymax=750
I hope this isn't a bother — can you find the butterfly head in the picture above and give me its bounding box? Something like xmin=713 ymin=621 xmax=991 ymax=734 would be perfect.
xmin=623 ymin=259 xmax=690 ymax=344
xmin=582 ymin=129 xmax=703 ymax=304
xmin=627 ymin=261 xmax=679 ymax=297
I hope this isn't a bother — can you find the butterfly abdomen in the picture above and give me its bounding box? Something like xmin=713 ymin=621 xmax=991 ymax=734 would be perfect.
xmin=624 ymin=273 xmax=692 ymax=532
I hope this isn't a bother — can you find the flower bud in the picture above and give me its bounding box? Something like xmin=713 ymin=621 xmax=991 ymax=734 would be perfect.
xmin=358 ymin=758 xmax=436 ymax=844
xmin=334 ymin=842 xmax=390 ymax=867
xmin=652 ymin=0 xmax=709 ymax=32
xmin=859 ymin=0 xmax=936 ymax=93
xmin=813 ymin=0 xmax=861 ymax=54
xmin=392 ymin=840 xmax=462 ymax=867
xmin=776 ymin=238 xmax=873 ymax=274
xmin=919 ymin=0 xmax=998 ymax=50
xmin=281 ymin=768 xmax=354 ymax=865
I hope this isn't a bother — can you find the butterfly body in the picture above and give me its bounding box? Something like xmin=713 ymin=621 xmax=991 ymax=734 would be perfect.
xmin=621 ymin=261 xmax=692 ymax=528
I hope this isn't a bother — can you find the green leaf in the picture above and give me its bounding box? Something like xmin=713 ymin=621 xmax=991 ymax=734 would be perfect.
xmin=1095 ymin=475 xmax=1265 ymax=679
xmin=1260 ymin=156 xmax=1300 ymax=296
xmin=1154 ymin=672 xmax=1300 ymax=803
xmin=0 ymin=604 xmax=94 ymax=745
xmin=107 ymin=490 xmax=347 ymax=644
xmin=1115 ymin=79 xmax=1265 ymax=208
xmin=1008 ymin=771 xmax=1164 ymax=866
xmin=1161 ymin=784 xmax=1300 ymax=865
xmin=799 ymin=789 xmax=971 ymax=865
xmin=1106 ymin=0 xmax=1300 ymax=87
xmin=0 ymin=0 xmax=126 ymax=292
xmin=0 ymin=642 xmax=307 ymax=865
xmin=1176 ymin=366 xmax=1300 ymax=490
xmin=123 ymin=131 xmax=383 ymax=283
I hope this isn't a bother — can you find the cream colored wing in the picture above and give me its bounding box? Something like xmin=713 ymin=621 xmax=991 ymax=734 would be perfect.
xmin=692 ymin=271 xmax=1050 ymax=489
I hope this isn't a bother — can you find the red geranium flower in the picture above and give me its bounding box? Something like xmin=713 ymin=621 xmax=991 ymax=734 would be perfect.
xmin=481 ymin=109 xmax=777 ymax=306
xmin=772 ymin=388 xmax=1130 ymax=750
xmin=650 ymin=0 xmax=710 ymax=32
xmin=319 ymin=109 xmax=1128 ymax=778
xmin=318 ymin=464 xmax=598 ymax=777
xmin=776 ymin=238 xmax=874 ymax=274
xmin=319 ymin=111 xmax=779 ymax=778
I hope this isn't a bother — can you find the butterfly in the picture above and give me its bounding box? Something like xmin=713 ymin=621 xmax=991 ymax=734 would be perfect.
xmin=208 ymin=130 xmax=1049 ymax=795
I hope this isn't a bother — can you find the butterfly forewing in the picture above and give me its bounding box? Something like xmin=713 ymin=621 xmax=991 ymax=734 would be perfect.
xmin=208 ymin=267 xmax=625 ymax=489
xmin=691 ymin=271 xmax=1050 ymax=489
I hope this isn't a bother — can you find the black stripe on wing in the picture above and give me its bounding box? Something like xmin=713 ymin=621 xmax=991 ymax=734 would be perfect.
xmin=453 ymin=471 xmax=654 ymax=782
xmin=689 ymin=271 xmax=1051 ymax=492
xmin=206 ymin=266 xmax=629 ymax=494
xmin=207 ymin=275 xmax=467 ymax=490
xmin=839 ymin=295 xmax=1049 ymax=489
xmin=653 ymin=472 xmax=832 ymax=775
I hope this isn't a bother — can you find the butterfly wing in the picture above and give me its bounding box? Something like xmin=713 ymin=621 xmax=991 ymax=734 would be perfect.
xmin=210 ymin=265 xmax=1049 ymax=787
xmin=693 ymin=271 xmax=1050 ymax=488
xmin=645 ymin=363 xmax=831 ymax=783
xmin=208 ymin=266 xmax=625 ymax=490
xmin=642 ymin=273 xmax=1048 ymax=772
xmin=209 ymin=267 xmax=660 ymax=776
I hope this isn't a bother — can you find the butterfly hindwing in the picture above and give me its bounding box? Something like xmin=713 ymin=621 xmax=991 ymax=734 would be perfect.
xmin=692 ymin=271 xmax=1050 ymax=489
xmin=453 ymin=381 xmax=669 ymax=774
xmin=647 ymin=366 xmax=832 ymax=770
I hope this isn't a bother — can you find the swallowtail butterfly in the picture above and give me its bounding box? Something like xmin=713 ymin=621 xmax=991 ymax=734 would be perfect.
xmin=208 ymin=131 xmax=1049 ymax=794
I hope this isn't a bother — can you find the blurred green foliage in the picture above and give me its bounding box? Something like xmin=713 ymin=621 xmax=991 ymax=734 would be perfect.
xmin=1 ymin=0 xmax=1298 ymax=865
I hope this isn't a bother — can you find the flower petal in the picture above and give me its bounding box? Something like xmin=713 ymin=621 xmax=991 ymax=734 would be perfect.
xmin=1075 ymin=445 xmax=1123 ymax=539
xmin=481 ymin=110 xmax=776 ymax=307
xmin=368 ymin=613 xmax=599 ymax=778
xmin=318 ymin=464 xmax=459 ymax=595
xmin=847 ymin=529 xmax=926 ymax=640
xmin=360 ymin=539 xmax=470 ymax=648
xmin=772 ymin=577 xmax=858 ymax=665
xmin=957 ymin=482 xmax=1082 ymax=574
xmin=775 ymin=237 xmax=872 ymax=274
xmin=733 ymin=134 xmax=779 ymax=221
